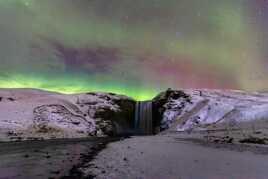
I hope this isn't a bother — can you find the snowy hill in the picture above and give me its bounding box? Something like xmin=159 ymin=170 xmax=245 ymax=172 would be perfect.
xmin=0 ymin=89 xmax=135 ymax=141
xmin=154 ymin=89 xmax=268 ymax=133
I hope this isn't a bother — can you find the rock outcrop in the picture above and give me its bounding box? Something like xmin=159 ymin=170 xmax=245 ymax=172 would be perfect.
xmin=0 ymin=89 xmax=135 ymax=141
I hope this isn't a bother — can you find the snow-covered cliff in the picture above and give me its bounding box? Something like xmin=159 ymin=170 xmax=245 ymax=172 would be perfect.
xmin=3 ymin=88 xmax=268 ymax=141
xmin=0 ymin=89 xmax=135 ymax=141
xmin=153 ymin=89 xmax=268 ymax=133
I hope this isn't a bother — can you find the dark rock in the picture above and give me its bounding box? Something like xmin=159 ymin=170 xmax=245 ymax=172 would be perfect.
xmin=213 ymin=139 xmax=220 ymax=143
xmin=90 ymin=146 xmax=97 ymax=151
xmin=108 ymin=92 xmax=116 ymax=96
xmin=254 ymin=131 xmax=262 ymax=134
xmin=7 ymin=131 xmax=16 ymax=136
xmin=226 ymin=138 xmax=233 ymax=143
xmin=50 ymin=170 xmax=60 ymax=174
xmin=7 ymin=97 xmax=15 ymax=101
xmin=71 ymin=121 xmax=80 ymax=125
xmin=86 ymin=92 xmax=97 ymax=96
xmin=239 ymin=137 xmax=267 ymax=144
xmin=93 ymin=96 xmax=135 ymax=136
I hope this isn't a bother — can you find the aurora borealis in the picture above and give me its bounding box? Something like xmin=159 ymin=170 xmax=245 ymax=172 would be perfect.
xmin=1 ymin=0 xmax=268 ymax=100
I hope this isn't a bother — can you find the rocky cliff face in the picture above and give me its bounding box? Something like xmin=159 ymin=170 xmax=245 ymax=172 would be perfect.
xmin=3 ymin=88 xmax=268 ymax=141
xmin=153 ymin=89 xmax=268 ymax=133
xmin=0 ymin=89 xmax=135 ymax=141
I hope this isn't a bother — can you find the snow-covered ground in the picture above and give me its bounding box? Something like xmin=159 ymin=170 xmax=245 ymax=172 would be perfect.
xmin=0 ymin=89 xmax=134 ymax=141
xmin=159 ymin=89 xmax=268 ymax=132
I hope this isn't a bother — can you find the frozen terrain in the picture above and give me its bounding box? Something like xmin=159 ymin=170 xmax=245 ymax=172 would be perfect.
xmin=0 ymin=88 xmax=135 ymax=141
xmin=155 ymin=89 xmax=268 ymax=134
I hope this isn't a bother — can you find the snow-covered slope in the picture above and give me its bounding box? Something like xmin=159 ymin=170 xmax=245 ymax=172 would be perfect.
xmin=154 ymin=89 xmax=268 ymax=132
xmin=3 ymin=88 xmax=268 ymax=141
xmin=0 ymin=89 xmax=135 ymax=141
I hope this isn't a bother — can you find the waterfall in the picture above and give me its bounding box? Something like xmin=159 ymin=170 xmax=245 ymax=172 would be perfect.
xmin=134 ymin=101 xmax=153 ymax=135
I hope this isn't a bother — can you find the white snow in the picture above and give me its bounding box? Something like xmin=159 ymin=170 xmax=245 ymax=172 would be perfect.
xmin=161 ymin=89 xmax=268 ymax=132
xmin=0 ymin=89 xmax=131 ymax=141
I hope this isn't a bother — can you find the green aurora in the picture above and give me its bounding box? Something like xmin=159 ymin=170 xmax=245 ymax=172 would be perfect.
xmin=1 ymin=0 xmax=268 ymax=100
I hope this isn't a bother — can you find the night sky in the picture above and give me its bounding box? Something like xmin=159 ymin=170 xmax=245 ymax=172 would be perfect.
xmin=1 ymin=0 xmax=268 ymax=100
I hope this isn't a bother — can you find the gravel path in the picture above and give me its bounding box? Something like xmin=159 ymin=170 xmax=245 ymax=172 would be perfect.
xmin=84 ymin=135 xmax=268 ymax=179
